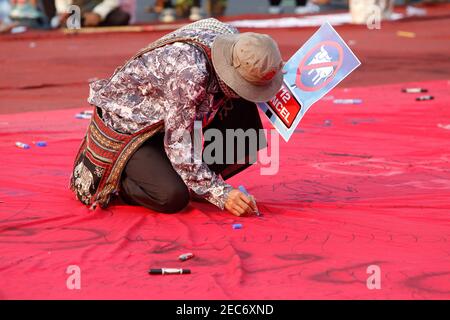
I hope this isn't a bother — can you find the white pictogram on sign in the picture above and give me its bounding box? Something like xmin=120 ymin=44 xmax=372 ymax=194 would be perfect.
xmin=307 ymin=46 xmax=334 ymax=85
xmin=296 ymin=41 xmax=343 ymax=92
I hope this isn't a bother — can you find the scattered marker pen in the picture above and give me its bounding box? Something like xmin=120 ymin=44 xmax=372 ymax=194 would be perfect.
xmin=15 ymin=142 xmax=30 ymax=149
xmin=33 ymin=141 xmax=47 ymax=147
xmin=396 ymin=31 xmax=416 ymax=38
xmin=75 ymin=111 xmax=94 ymax=119
xmin=232 ymin=223 xmax=243 ymax=230
xmin=149 ymin=268 xmax=191 ymax=275
xmin=333 ymin=99 xmax=362 ymax=104
xmin=402 ymin=88 xmax=428 ymax=93
xmin=416 ymin=95 xmax=434 ymax=101
xmin=75 ymin=113 xmax=92 ymax=119
xmin=324 ymin=120 xmax=332 ymax=127
xmin=178 ymin=253 xmax=194 ymax=261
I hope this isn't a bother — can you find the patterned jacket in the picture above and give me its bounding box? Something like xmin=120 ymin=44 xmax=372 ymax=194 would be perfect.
xmin=85 ymin=19 xmax=238 ymax=209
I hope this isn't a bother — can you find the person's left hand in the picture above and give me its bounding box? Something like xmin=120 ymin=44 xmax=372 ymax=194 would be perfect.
xmin=83 ymin=12 xmax=102 ymax=27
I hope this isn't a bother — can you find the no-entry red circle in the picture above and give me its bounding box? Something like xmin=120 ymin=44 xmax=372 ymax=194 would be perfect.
xmin=296 ymin=41 xmax=344 ymax=92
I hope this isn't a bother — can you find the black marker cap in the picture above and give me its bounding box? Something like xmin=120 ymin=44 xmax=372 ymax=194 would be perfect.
xmin=416 ymin=95 xmax=434 ymax=101
xmin=149 ymin=269 xmax=163 ymax=275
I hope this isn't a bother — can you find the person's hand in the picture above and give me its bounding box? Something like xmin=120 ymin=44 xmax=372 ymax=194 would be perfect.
xmin=224 ymin=189 xmax=257 ymax=217
xmin=83 ymin=12 xmax=102 ymax=27
xmin=58 ymin=13 xmax=70 ymax=28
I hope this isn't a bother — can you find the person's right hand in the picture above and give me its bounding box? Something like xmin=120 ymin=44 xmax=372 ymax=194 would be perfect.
xmin=224 ymin=189 xmax=257 ymax=217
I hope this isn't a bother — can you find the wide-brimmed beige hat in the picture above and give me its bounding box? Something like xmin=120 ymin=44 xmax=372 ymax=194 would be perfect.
xmin=211 ymin=32 xmax=283 ymax=103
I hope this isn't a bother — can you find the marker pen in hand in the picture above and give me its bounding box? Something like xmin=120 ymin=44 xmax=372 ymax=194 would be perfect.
xmin=238 ymin=185 xmax=261 ymax=216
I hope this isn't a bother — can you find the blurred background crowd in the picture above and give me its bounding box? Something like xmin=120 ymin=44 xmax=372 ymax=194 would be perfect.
xmin=0 ymin=0 xmax=446 ymax=32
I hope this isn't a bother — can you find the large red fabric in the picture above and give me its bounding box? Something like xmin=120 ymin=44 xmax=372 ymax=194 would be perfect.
xmin=1 ymin=80 xmax=449 ymax=299
xmin=1 ymin=7 xmax=450 ymax=114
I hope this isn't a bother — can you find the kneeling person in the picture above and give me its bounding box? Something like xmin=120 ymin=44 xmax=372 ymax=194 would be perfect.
xmin=70 ymin=19 xmax=283 ymax=216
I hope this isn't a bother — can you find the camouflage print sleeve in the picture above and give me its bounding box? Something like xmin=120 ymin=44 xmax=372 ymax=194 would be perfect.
xmin=162 ymin=46 xmax=233 ymax=210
